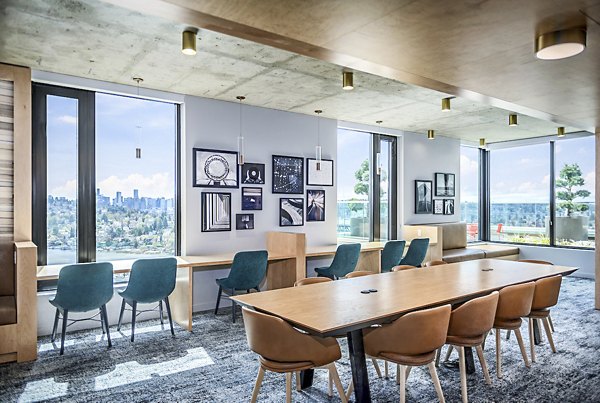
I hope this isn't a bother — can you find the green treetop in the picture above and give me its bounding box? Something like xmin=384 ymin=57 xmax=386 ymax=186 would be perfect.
xmin=556 ymin=163 xmax=590 ymax=216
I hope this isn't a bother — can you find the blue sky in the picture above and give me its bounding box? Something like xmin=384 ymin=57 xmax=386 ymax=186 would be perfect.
xmin=337 ymin=128 xmax=371 ymax=200
xmin=47 ymin=93 xmax=176 ymax=199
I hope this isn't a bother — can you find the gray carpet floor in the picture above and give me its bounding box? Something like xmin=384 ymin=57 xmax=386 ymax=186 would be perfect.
xmin=1 ymin=276 xmax=599 ymax=402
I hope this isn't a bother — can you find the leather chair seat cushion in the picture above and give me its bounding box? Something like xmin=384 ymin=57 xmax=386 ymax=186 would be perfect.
xmin=379 ymin=350 xmax=436 ymax=366
xmin=443 ymin=248 xmax=485 ymax=263
xmin=259 ymin=356 xmax=314 ymax=372
xmin=0 ymin=296 xmax=16 ymax=325
xmin=446 ymin=334 xmax=485 ymax=347
xmin=527 ymin=308 xmax=551 ymax=319
xmin=494 ymin=317 xmax=522 ymax=329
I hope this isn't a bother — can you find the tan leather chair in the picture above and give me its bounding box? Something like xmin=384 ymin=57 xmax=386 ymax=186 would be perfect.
xmin=441 ymin=292 xmax=499 ymax=403
xmin=242 ymin=307 xmax=347 ymax=403
xmin=294 ymin=277 xmax=332 ymax=287
xmin=363 ymin=305 xmax=451 ymax=403
xmin=518 ymin=259 xmax=556 ymax=332
xmin=344 ymin=270 xmax=374 ymax=279
xmin=425 ymin=260 xmax=448 ymax=267
xmin=526 ymin=275 xmax=561 ymax=362
xmin=493 ymin=282 xmax=535 ymax=378
xmin=391 ymin=265 xmax=417 ymax=272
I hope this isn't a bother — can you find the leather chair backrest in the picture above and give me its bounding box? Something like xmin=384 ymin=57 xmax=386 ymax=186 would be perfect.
xmin=0 ymin=241 xmax=14 ymax=296
xmin=364 ymin=304 xmax=451 ymax=357
xmin=381 ymin=240 xmax=406 ymax=272
xmin=242 ymin=307 xmax=340 ymax=366
xmin=496 ymin=282 xmax=535 ymax=319
xmin=448 ymin=291 xmax=499 ymax=337
xmin=425 ymin=260 xmax=448 ymax=267
xmin=531 ymin=275 xmax=562 ymax=311
xmin=399 ymin=238 xmax=429 ymax=267
xmin=124 ymin=257 xmax=177 ymax=303
xmin=227 ymin=250 xmax=268 ymax=290
xmin=329 ymin=243 xmax=361 ymax=278
xmin=294 ymin=277 xmax=332 ymax=286
xmin=345 ymin=270 xmax=373 ymax=279
xmin=52 ymin=262 xmax=114 ymax=312
xmin=391 ymin=265 xmax=416 ymax=272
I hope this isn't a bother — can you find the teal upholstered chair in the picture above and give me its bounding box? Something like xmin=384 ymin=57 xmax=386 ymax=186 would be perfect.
xmin=117 ymin=257 xmax=177 ymax=342
xmin=214 ymin=250 xmax=268 ymax=323
xmin=315 ymin=243 xmax=361 ymax=279
xmin=399 ymin=238 xmax=430 ymax=267
xmin=50 ymin=262 xmax=114 ymax=355
xmin=381 ymin=240 xmax=406 ymax=273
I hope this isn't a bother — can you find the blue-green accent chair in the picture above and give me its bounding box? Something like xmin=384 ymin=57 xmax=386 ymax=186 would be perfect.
xmin=314 ymin=243 xmax=361 ymax=279
xmin=399 ymin=238 xmax=430 ymax=267
xmin=214 ymin=250 xmax=268 ymax=323
xmin=117 ymin=257 xmax=177 ymax=342
xmin=381 ymin=240 xmax=406 ymax=272
xmin=49 ymin=262 xmax=114 ymax=355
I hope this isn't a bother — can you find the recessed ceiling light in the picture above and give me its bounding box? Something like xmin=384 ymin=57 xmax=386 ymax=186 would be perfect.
xmin=342 ymin=71 xmax=354 ymax=90
xmin=182 ymin=30 xmax=197 ymax=55
xmin=535 ymin=28 xmax=586 ymax=60
xmin=509 ymin=114 xmax=518 ymax=126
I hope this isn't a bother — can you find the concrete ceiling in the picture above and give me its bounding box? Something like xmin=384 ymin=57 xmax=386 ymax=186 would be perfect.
xmin=0 ymin=0 xmax=586 ymax=143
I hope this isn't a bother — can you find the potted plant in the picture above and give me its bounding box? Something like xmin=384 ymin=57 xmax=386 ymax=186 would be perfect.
xmin=554 ymin=163 xmax=590 ymax=242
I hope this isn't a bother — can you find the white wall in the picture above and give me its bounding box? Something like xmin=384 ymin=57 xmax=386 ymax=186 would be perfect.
xmin=517 ymin=244 xmax=594 ymax=279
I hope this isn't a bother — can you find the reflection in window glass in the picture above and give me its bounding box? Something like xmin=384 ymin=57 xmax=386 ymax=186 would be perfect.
xmin=460 ymin=146 xmax=479 ymax=242
xmin=554 ymin=136 xmax=595 ymax=248
xmin=490 ymin=144 xmax=550 ymax=244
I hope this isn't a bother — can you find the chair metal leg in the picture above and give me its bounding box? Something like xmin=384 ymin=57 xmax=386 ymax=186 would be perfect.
xmin=51 ymin=308 xmax=59 ymax=342
xmin=251 ymin=366 xmax=265 ymax=403
xmin=529 ymin=318 xmax=536 ymax=363
xmin=101 ymin=304 xmax=112 ymax=348
xmin=506 ymin=329 xmax=511 ymax=340
xmin=495 ymin=328 xmax=502 ymax=378
xmin=542 ymin=317 xmax=557 ymax=353
xmin=214 ymin=286 xmax=223 ymax=315
xmin=100 ymin=308 xmax=105 ymax=334
xmin=428 ymin=362 xmax=446 ymax=403
xmin=458 ymin=346 xmax=468 ymax=403
xmin=514 ymin=328 xmax=530 ymax=368
xmin=117 ymin=299 xmax=126 ymax=331
xmin=159 ymin=300 xmax=164 ymax=325
xmin=131 ymin=300 xmax=137 ymax=342
xmin=60 ymin=310 xmax=69 ymax=355
xmin=231 ymin=288 xmax=236 ymax=323
xmin=445 ymin=345 xmax=454 ymax=362
xmin=164 ymin=297 xmax=175 ymax=336
xmin=435 ymin=347 xmax=442 ymax=367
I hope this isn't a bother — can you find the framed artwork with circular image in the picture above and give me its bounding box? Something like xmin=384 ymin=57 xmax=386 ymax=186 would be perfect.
xmin=193 ymin=148 xmax=239 ymax=188
xmin=240 ymin=162 xmax=265 ymax=185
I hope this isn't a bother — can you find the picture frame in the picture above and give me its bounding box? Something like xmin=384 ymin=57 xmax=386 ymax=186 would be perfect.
xmin=236 ymin=213 xmax=254 ymax=230
xmin=433 ymin=199 xmax=444 ymax=215
xmin=193 ymin=148 xmax=239 ymax=188
xmin=435 ymin=172 xmax=455 ymax=197
xmin=306 ymin=189 xmax=325 ymax=222
xmin=240 ymin=162 xmax=265 ymax=185
xmin=201 ymin=192 xmax=231 ymax=232
xmin=444 ymin=199 xmax=455 ymax=215
xmin=279 ymin=197 xmax=304 ymax=226
xmin=241 ymin=187 xmax=262 ymax=210
xmin=306 ymin=158 xmax=334 ymax=186
xmin=415 ymin=180 xmax=433 ymax=214
xmin=272 ymin=155 xmax=304 ymax=194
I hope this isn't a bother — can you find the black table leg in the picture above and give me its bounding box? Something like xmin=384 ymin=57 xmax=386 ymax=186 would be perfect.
xmin=299 ymin=369 xmax=314 ymax=389
xmin=533 ymin=319 xmax=542 ymax=345
xmin=464 ymin=346 xmax=475 ymax=374
xmin=347 ymin=329 xmax=372 ymax=403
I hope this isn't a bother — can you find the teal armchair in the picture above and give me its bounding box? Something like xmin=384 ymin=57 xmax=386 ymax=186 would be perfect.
xmin=381 ymin=240 xmax=406 ymax=272
xmin=117 ymin=257 xmax=177 ymax=342
xmin=214 ymin=250 xmax=268 ymax=322
xmin=315 ymin=243 xmax=361 ymax=279
xmin=49 ymin=262 xmax=114 ymax=355
xmin=399 ymin=238 xmax=430 ymax=267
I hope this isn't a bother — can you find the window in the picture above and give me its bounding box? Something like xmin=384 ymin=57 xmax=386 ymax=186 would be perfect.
xmin=33 ymin=83 xmax=179 ymax=266
xmin=460 ymin=146 xmax=479 ymax=242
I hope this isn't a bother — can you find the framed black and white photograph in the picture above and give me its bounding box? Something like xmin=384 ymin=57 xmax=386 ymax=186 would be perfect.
xmin=279 ymin=198 xmax=304 ymax=226
xmin=272 ymin=155 xmax=304 ymax=194
xmin=415 ymin=180 xmax=433 ymax=214
xmin=241 ymin=187 xmax=262 ymax=210
xmin=444 ymin=199 xmax=455 ymax=215
xmin=306 ymin=189 xmax=325 ymax=222
xmin=435 ymin=172 xmax=455 ymax=197
xmin=240 ymin=163 xmax=265 ymax=185
xmin=236 ymin=213 xmax=254 ymax=230
xmin=193 ymin=148 xmax=239 ymax=188
xmin=201 ymin=192 xmax=231 ymax=232
xmin=433 ymin=199 xmax=444 ymax=215
xmin=306 ymin=158 xmax=334 ymax=186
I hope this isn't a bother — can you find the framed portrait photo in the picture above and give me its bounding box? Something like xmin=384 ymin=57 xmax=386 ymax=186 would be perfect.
xmin=435 ymin=172 xmax=455 ymax=197
xmin=236 ymin=213 xmax=254 ymax=230
xmin=240 ymin=162 xmax=265 ymax=185
xmin=272 ymin=155 xmax=304 ymax=194
xmin=306 ymin=189 xmax=325 ymax=222
xmin=433 ymin=199 xmax=444 ymax=215
xmin=306 ymin=158 xmax=334 ymax=186
xmin=415 ymin=180 xmax=433 ymax=214
xmin=279 ymin=197 xmax=304 ymax=226
xmin=444 ymin=199 xmax=455 ymax=215
xmin=241 ymin=187 xmax=262 ymax=210
xmin=193 ymin=148 xmax=239 ymax=188
xmin=201 ymin=192 xmax=231 ymax=232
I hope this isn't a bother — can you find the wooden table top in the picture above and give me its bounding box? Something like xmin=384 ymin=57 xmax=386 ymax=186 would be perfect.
xmin=232 ymin=259 xmax=577 ymax=336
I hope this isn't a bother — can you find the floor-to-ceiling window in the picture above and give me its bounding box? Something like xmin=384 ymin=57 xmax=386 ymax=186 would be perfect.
xmin=460 ymin=145 xmax=479 ymax=242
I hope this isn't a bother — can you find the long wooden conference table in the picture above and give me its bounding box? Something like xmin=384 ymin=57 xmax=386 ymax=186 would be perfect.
xmin=232 ymin=259 xmax=577 ymax=403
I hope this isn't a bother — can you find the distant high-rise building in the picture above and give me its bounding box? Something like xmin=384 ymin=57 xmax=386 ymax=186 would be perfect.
xmin=115 ymin=191 xmax=122 ymax=206
xmin=134 ymin=189 xmax=139 ymax=200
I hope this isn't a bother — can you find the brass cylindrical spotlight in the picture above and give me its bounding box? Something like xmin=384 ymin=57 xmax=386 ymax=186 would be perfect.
xmin=427 ymin=130 xmax=435 ymax=140
xmin=182 ymin=30 xmax=197 ymax=55
xmin=535 ymin=28 xmax=586 ymax=60
xmin=479 ymin=138 xmax=486 ymax=148
xmin=509 ymin=114 xmax=518 ymax=126
xmin=441 ymin=97 xmax=451 ymax=112
xmin=557 ymin=127 xmax=565 ymax=137
xmin=342 ymin=71 xmax=354 ymax=90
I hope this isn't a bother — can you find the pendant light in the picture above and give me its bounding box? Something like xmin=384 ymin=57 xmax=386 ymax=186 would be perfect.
xmin=441 ymin=97 xmax=451 ymax=112
xmin=236 ymin=96 xmax=246 ymax=165
xmin=342 ymin=71 xmax=354 ymax=90
xmin=133 ymin=77 xmax=143 ymax=159
xmin=314 ymin=110 xmax=323 ymax=170
xmin=509 ymin=114 xmax=518 ymax=126
xmin=427 ymin=130 xmax=435 ymax=140
xmin=375 ymin=121 xmax=383 ymax=174
xmin=557 ymin=127 xmax=565 ymax=137
xmin=182 ymin=30 xmax=197 ymax=55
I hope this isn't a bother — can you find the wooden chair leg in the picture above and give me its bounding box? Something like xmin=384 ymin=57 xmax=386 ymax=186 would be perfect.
xmin=295 ymin=371 xmax=301 ymax=392
xmin=328 ymin=369 xmax=333 ymax=396
xmin=475 ymin=345 xmax=491 ymax=385
xmin=101 ymin=304 xmax=112 ymax=348
xmin=165 ymin=297 xmax=175 ymax=336
xmin=399 ymin=365 xmax=407 ymax=403
xmin=405 ymin=366 xmax=412 ymax=381
xmin=385 ymin=360 xmax=389 ymax=378
xmin=495 ymin=328 xmax=502 ymax=378
xmin=371 ymin=357 xmax=383 ymax=378
xmin=396 ymin=363 xmax=400 ymax=384
xmin=458 ymin=346 xmax=468 ymax=403
xmin=131 ymin=300 xmax=137 ymax=342
xmin=60 ymin=310 xmax=69 ymax=355
xmin=329 ymin=363 xmax=348 ymax=403
xmin=543 ymin=317 xmax=557 ymax=353
xmin=445 ymin=345 xmax=454 ymax=362
xmin=345 ymin=380 xmax=354 ymax=402
xmin=514 ymin=328 xmax=530 ymax=368
xmin=435 ymin=347 xmax=442 ymax=367
xmin=117 ymin=299 xmax=126 ymax=331
xmin=548 ymin=314 xmax=555 ymax=332
xmin=214 ymin=285 xmax=222 ymax=315
xmin=428 ymin=362 xmax=446 ymax=403
xmin=250 ymin=366 xmax=265 ymax=403
xmin=528 ymin=318 xmax=536 ymax=363
xmin=285 ymin=372 xmax=292 ymax=403
xmin=159 ymin=300 xmax=164 ymax=325
xmin=51 ymin=308 xmax=59 ymax=342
